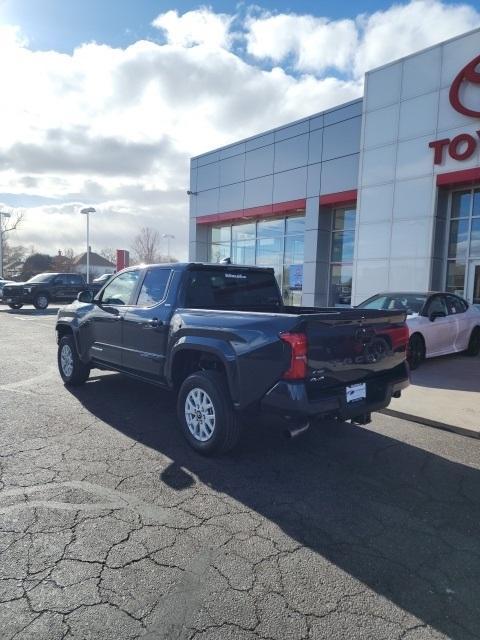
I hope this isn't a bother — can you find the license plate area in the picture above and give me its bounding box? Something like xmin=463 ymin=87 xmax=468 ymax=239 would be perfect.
xmin=346 ymin=382 xmax=366 ymax=403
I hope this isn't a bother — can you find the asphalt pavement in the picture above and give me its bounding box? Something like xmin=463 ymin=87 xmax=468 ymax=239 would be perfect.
xmin=1 ymin=305 xmax=480 ymax=640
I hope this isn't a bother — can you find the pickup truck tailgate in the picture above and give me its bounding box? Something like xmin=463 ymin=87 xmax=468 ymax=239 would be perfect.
xmin=297 ymin=308 xmax=407 ymax=389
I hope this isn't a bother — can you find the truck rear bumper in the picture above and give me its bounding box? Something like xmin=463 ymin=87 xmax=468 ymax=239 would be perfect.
xmin=260 ymin=367 xmax=409 ymax=421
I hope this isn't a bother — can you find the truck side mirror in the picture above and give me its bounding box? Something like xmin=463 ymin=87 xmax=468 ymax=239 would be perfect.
xmin=77 ymin=290 xmax=94 ymax=303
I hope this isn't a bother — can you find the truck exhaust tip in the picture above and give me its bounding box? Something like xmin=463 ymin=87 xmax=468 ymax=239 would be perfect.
xmin=284 ymin=421 xmax=310 ymax=439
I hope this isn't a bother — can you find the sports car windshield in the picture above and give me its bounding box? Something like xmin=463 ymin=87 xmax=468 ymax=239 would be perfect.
xmin=358 ymin=293 xmax=427 ymax=315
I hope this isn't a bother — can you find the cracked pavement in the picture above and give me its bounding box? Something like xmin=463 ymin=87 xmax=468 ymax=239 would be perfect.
xmin=1 ymin=306 xmax=480 ymax=639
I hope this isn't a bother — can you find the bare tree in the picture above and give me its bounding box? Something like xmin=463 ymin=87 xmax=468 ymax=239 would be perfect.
xmin=0 ymin=210 xmax=24 ymax=235
xmin=132 ymin=227 xmax=161 ymax=264
xmin=100 ymin=247 xmax=116 ymax=264
xmin=1 ymin=210 xmax=24 ymax=277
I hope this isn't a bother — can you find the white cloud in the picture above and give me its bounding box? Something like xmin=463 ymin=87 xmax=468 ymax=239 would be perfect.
xmin=245 ymin=1 xmax=480 ymax=76
xmin=354 ymin=0 xmax=480 ymax=76
xmin=152 ymin=7 xmax=233 ymax=48
xmin=1 ymin=1 xmax=480 ymax=261
xmin=245 ymin=13 xmax=357 ymax=73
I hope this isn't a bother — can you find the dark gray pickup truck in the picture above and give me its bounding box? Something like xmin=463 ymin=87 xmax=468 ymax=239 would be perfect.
xmin=55 ymin=263 xmax=409 ymax=454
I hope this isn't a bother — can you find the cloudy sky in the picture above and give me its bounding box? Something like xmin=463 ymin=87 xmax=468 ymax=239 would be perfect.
xmin=0 ymin=0 xmax=479 ymax=260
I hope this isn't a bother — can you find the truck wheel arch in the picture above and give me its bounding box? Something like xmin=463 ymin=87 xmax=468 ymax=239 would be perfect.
xmin=170 ymin=346 xmax=237 ymax=404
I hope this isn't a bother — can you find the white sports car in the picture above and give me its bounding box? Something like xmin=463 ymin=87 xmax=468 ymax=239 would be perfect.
xmin=357 ymin=291 xmax=480 ymax=369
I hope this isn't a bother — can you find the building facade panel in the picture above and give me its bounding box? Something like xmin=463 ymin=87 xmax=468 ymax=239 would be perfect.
xmin=190 ymin=28 xmax=480 ymax=308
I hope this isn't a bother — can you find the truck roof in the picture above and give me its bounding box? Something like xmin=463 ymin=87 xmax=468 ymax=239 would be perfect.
xmin=122 ymin=263 xmax=274 ymax=273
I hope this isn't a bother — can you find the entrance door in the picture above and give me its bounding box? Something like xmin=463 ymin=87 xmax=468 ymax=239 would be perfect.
xmin=467 ymin=261 xmax=480 ymax=308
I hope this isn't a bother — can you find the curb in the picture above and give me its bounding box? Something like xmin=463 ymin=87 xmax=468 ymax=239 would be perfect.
xmin=380 ymin=409 xmax=480 ymax=440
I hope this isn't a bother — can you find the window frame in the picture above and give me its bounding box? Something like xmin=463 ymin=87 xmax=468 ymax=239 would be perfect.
xmin=424 ymin=294 xmax=448 ymax=318
xmin=446 ymin=293 xmax=468 ymax=315
xmin=97 ymin=268 xmax=142 ymax=307
xmin=133 ymin=267 xmax=173 ymax=308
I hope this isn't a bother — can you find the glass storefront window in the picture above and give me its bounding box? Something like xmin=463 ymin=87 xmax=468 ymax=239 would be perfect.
xmin=208 ymin=213 xmax=305 ymax=306
xmin=232 ymin=223 xmax=255 ymax=241
xmin=446 ymin=261 xmax=466 ymax=296
xmin=333 ymin=208 xmax=356 ymax=230
xmin=211 ymin=226 xmax=231 ymax=243
xmin=448 ymin=218 xmax=469 ymax=260
xmin=331 ymin=230 xmax=355 ymax=263
xmin=330 ymin=264 xmax=353 ymax=307
xmin=445 ymin=187 xmax=480 ymax=300
xmin=473 ymin=189 xmax=480 ymax=217
xmin=257 ymin=218 xmax=285 ymax=238
xmin=286 ymin=216 xmax=305 ymax=235
xmin=210 ymin=243 xmax=230 ymax=263
xmin=284 ymin=235 xmax=304 ymax=265
xmin=329 ymin=207 xmax=357 ymax=306
xmin=231 ymin=240 xmax=255 ymax=264
xmin=470 ymin=218 xmax=480 ymax=257
xmin=451 ymin=190 xmax=471 ymax=218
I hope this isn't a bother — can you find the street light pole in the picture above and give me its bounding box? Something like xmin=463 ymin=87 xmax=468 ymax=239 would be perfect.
xmin=80 ymin=207 xmax=96 ymax=284
xmin=0 ymin=211 xmax=12 ymax=279
xmin=162 ymin=233 xmax=175 ymax=260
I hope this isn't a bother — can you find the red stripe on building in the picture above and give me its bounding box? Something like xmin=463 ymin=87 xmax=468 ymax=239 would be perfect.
xmin=437 ymin=167 xmax=480 ymax=187
xmin=196 ymin=198 xmax=306 ymax=225
xmin=319 ymin=189 xmax=357 ymax=206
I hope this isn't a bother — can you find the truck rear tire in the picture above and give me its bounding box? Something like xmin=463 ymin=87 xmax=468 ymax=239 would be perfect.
xmin=58 ymin=335 xmax=90 ymax=386
xmin=177 ymin=370 xmax=242 ymax=455
xmin=8 ymin=303 xmax=23 ymax=310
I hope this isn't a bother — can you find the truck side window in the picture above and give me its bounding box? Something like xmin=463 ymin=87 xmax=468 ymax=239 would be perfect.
xmin=136 ymin=269 xmax=171 ymax=307
xmin=101 ymin=270 xmax=140 ymax=306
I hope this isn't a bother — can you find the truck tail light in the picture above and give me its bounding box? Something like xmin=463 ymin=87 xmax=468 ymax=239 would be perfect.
xmin=376 ymin=325 xmax=410 ymax=352
xmin=280 ymin=332 xmax=308 ymax=380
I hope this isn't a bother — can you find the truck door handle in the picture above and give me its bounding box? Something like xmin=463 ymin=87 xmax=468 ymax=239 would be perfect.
xmin=145 ymin=317 xmax=162 ymax=328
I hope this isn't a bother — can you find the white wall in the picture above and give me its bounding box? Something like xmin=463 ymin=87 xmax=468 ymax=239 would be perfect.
xmin=353 ymin=28 xmax=480 ymax=305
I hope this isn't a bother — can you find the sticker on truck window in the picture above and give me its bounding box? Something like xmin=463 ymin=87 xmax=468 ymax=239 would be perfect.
xmin=224 ymin=273 xmax=247 ymax=279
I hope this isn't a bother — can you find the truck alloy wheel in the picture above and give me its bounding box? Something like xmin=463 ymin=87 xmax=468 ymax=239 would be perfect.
xmin=33 ymin=294 xmax=49 ymax=310
xmin=57 ymin=335 xmax=90 ymax=386
xmin=60 ymin=343 xmax=74 ymax=378
xmin=177 ymin=370 xmax=242 ymax=455
xmin=184 ymin=388 xmax=216 ymax=442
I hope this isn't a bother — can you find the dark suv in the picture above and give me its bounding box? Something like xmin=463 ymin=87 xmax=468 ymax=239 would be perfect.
xmin=2 ymin=273 xmax=91 ymax=310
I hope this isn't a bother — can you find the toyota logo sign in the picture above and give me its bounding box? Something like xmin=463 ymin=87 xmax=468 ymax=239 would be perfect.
xmin=449 ymin=53 xmax=480 ymax=118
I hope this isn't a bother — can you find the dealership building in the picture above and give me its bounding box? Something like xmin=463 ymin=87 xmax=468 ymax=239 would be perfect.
xmin=189 ymin=28 xmax=480 ymax=308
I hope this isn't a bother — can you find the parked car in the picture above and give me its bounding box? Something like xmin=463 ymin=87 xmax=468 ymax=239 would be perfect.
xmin=0 ymin=279 xmax=15 ymax=299
xmin=357 ymin=291 xmax=480 ymax=369
xmin=56 ymin=263 xmax=409 ymax=455
xmin=2 ymin=273 xmax=101 ymax=310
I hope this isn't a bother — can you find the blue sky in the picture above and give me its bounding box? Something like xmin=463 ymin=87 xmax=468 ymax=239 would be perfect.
xmin=0 ymin=0 xmax=461 ymax=52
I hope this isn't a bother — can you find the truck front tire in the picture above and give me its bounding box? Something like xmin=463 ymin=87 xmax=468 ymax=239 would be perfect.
xmin=58 ymin=335 xmax=90 ymax=386
xmin=33 ymin=293 xmax=49 ymax=310
xmin=177 ymin=370 xmax=242 ymax=455
xmin=8 ymin=303 xmax=23 ymax=309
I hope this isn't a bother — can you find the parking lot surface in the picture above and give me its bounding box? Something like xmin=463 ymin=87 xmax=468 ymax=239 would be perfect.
xmin=1 ymin=306 xmax=480 ymax=640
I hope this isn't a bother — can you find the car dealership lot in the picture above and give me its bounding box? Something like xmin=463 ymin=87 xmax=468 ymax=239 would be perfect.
xmin=1 ymin=308 xmax=480 ymax=640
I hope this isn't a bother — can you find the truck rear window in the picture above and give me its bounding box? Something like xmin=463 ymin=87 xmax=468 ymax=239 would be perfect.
xmin=185 ymin=269 xmax=282 ymax=310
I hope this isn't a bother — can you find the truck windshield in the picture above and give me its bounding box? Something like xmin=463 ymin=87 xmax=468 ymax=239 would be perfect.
xmin=185 ymin=269 xmax=282 ymax=310
xmin=27 ymin=274 xmax=55 ymax=283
